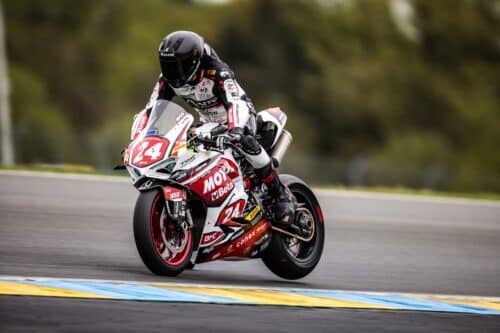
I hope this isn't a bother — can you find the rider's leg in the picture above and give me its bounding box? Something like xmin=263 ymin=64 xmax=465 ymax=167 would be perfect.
xmin=239 ymin=134 xmax=296 ymax=224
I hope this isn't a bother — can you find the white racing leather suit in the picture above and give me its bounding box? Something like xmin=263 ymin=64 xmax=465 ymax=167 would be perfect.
xmin=139 ymin=43 xmax=271 ymax=171
xmin=132 ymin=43 xmax=295 ymax=224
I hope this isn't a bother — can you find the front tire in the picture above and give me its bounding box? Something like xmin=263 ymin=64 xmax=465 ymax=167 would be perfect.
xmin=262 ymin=175 xmax=325 ymax=280
xmin=133 ymin=190 xmax=193 ymax=276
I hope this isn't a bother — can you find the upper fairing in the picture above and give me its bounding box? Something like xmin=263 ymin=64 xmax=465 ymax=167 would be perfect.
xmin=174 ymin=150 xmax=219 ymax=173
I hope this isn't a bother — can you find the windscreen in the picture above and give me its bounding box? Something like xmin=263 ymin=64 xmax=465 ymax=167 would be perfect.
xmin=144 ymin=100 xmax=187 ymax=137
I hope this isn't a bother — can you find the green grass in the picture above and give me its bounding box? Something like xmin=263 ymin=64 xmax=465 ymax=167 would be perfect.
xmin=315 ymin=185 xmax=500 ymax=202
xmin=1 ymin=164 xmax=499 ymax=202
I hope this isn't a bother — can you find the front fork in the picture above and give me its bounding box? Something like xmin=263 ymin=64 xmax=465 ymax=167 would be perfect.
xmin=162 ymin=186 xmax=194 ymax=229
xmin=162 ymin=185 xmax=198 ymax=264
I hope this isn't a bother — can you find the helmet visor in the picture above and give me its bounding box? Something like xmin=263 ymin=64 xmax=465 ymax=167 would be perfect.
xmin=160 ymin=57 xmax=199 ymax=88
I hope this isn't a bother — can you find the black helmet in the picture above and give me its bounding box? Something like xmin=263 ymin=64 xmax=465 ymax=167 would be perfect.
xmin=158 ymin=31 xmax=204 ymax=88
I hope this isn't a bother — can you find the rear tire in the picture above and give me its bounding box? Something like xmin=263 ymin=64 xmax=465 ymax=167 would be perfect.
xmin=133 ymin=190 xmax=193 ymax=276
xmin=262 ymin=175 xmax=325 ymax=280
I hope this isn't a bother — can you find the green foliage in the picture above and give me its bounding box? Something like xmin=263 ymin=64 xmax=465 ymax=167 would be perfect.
xmin=369 ymin=131 xmax=455 ymax=188
xmin=4 ymin=0 xmax=500 ymax=191
xmin=88 ymin=116 xmax=132 ymax=168
xmin=9 ymin=65 xmax=75 ymax=163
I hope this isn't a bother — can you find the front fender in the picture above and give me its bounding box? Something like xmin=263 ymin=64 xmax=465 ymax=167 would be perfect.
xmin=135 ymin=178 xmax=187 ymax=202
xmin=135 ymin=178 xmax=167 ymax=192
xmin=134 ymin=171 xmax=184 ymax=192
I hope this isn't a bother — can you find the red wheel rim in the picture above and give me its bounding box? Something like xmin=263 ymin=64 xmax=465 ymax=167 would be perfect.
xmin=149 ymin=193 xmax=192 ymax=267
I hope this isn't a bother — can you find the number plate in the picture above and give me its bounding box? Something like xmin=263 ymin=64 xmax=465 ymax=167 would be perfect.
xmin=131 ymin=137 xmax=169 ymax=168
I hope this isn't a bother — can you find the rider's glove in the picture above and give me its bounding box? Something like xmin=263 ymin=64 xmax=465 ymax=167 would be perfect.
xmin=228 ymin=127 xmax=244 ymax=142
xmin=192 ymin=125 xmax=228 ymax=141
xmin=194 ymin=127 xmax=211 ymax=140
xmin=214 ymin=135 xmax=228 ymax=151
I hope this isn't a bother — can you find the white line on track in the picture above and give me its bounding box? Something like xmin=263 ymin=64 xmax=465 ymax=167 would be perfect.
xmin=315 ymin=189 xmax=500 ymax=207
xmin=1 ymin=169 xmax=499 ymax=207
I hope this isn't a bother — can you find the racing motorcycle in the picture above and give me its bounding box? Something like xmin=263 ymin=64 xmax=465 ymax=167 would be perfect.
xmin=122 ymin=100 xmax=324 ymax=280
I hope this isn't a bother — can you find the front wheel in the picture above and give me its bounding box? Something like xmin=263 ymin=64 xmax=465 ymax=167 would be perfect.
xmin=133 ymin=190 xmax=193 ymax=276
xmin=262 ymin=175 xmax=325 ymax=280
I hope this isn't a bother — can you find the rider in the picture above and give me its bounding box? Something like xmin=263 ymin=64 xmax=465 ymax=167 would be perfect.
xmin=136 ymin=30 xmax=294 ymax=225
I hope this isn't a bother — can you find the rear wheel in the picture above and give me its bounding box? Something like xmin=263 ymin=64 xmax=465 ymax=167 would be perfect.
xmin=133 ymin=190 xmax=193 ymax=276
xmin=262 ymin=175 xmax=325 ymax=280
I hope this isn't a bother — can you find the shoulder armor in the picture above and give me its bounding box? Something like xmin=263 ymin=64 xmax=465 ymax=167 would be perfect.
xmin=205 ymin=67 xmax=234 ymax=81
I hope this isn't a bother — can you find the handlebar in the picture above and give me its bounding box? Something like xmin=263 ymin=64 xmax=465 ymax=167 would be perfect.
xmin=190 ymin=132 xmax=238 ymax=152
xmin=210 ymin=124 xmax=228 ymax=137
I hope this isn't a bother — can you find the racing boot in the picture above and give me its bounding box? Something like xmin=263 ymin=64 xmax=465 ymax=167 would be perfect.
xmin=255 ymin=163 xmax=296 ymax=225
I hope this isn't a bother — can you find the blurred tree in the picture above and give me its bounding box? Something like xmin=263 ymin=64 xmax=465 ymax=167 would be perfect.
xmin=3 ymin=0 xmax=500 ymax=191
xmin=10 ymin=65 xmax=74 ymax=163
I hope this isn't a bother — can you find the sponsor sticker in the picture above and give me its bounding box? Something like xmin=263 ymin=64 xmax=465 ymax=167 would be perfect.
xmin=201 ymin=231 xmax=224 ymax=246
xmin=146 ymin=129 xmax=159 ymax=136
xmin=211 ymin=182 xmax=234 ymax=202
xmin=244 ymin=206 xmax=261 ymax=222
xmin=163 ymin=187 xmax=186 ymax=201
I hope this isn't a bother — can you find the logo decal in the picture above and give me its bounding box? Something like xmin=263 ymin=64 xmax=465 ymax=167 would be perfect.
xmin=244 ymin=206 xmax=261 ymax=222
xmin=211 ymin=182 xmax=234 ymax=202
xmin=216 ymin=199 xmax=245 ymax=226
xmin=163 ymin=187 xmax=185 ymax=201
xmin=204 ymin=160 xmax=236 ymax=191
xmin=186 ymin=96 xmax=218 ymax=109
xmin=203 ymin=170 xmax=229 ymax=193
xmin=201 ymin=231 xmax=224 ymax=246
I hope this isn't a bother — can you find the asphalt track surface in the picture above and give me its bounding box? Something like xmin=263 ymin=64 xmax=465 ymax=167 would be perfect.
xmin=1 ymin=171 xmax=499 ymax=332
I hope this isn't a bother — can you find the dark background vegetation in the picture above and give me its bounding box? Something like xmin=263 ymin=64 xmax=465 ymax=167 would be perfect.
xmin=4 ymin=0 xmax=500 ymax=192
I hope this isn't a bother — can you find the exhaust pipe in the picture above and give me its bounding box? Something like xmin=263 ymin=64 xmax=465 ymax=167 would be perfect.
xmin=271 ymin=130 xmax=292 ymax=166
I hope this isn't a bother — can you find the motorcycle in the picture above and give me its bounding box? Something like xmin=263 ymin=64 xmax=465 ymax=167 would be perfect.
xmin=123 ymin=100 xmax=324 ymax=280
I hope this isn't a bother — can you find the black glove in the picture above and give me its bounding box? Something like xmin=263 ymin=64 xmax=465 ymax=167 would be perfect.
xmin=214 ymin=135 xmax=228 ymax=151
xmin=213 ymin=127 xmax=243 ymax=151
xmin=210 ymin=124 xmax=228 ymax=138
xmin=228 ymin=127 xmax=244 ymax=142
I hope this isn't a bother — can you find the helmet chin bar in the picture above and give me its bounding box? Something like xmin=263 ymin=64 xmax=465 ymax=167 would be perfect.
xmin=168 ymin=78 xmax=186 ymax=89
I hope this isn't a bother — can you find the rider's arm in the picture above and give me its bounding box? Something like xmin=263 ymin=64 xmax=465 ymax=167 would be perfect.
xmin=211 ymin=70 xmax=251 ymax=130
xmin=145 ymin=76 xmax=175 ymax=109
